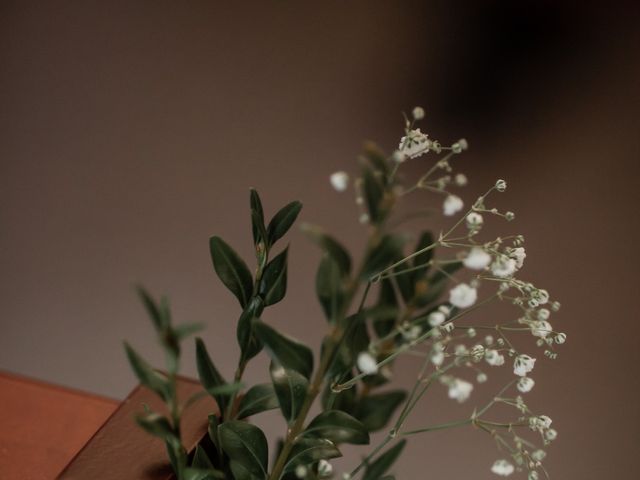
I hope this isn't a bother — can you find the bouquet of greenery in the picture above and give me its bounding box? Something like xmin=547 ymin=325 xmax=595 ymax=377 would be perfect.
xmin=125 ymin=107 xmax=564 ymax=480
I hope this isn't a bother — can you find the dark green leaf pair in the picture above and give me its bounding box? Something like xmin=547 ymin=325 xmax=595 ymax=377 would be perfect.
xmin=250 ymin=189 xmax=302 ymax=250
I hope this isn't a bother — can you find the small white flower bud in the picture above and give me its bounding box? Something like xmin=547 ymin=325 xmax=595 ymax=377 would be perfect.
xmin=443 ymin=194 xmax=464 ymax=216
xmin=330 ymin=171 xmax=350 ymax=192
xmin=357 ymin=352 xmax=378 ymax=375
xmin=457 ymin=138 xmax=468 ymax=150
xmin=476 ymin=372 xmax=487 ymax=383
xmin=545 ymin=428 xmax=558 ymax=441
xmin=295 ymin=465 xmax=307 ymax=478
xmin=428 ymin=310 xmax=446 ymax=327
xmin=505 ymin=211 xmax=515 ymax=221
xmin=455 ymin=173 xmax=468 ymax=186
xmin=412 ymin=106 xmax=425 ymax=120
xmin=495 ymin=179 xmax=507 ymax=192
xmin=318 ymin=460 xmax=333 ymax=477
xmin=555 ymin=332 xmax=566 ymax=344
xmin=466 ymin=212 xmax=484 ymax=229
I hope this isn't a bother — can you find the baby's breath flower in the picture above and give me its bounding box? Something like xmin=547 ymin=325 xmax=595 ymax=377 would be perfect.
xmin=466 ymin=212 xmax=484 ymax=229
xmin=485 ymin=349 xmax=505 ymax=366
xmin=537 ymin=308 xmax=550 ymax=320
xmin=412 ymin=106 xmax=425 ymax=120
xmin=392 ymin=150 xmax=405 ymax=163
xmin=491 ymin=256 xmax=518 ymax=278
xmin=443 ymin=194 xmax=464 ymax=216
xmin=428 ymin=310 xmax=446 ymax=327
xmin=455 ymin=173 xmax=468 ymax=186
xmin=399 ymin=128 xmax=430 ymax=159
xmin=357 ymin=352 xmax=378 ymax=375
xmin=509 ymin=247 xmax=526 ymax=268
xmin=514 ymin=354 xmax=536 ymax=376
xmin=517 ymin=376 xmax=535 ymax=393
xmin=463 ymin=247 xmax=492 ymax=270
xmin=330 ymin=171 xmax=349 ymax=192
xmin=318 ymin=459 xmax=333 ymax=477
xmin=532 ymin=289 xmax=549 ymax=305
xmin=295 ymin=465 xmax=307 ymax=478
xmin=531 ymin=450 xmax=546 ymax=462
xmin=545 ymin=428 xmax=557 ymax=442
xmin=449 ymin=283 xmax=478 ymax=309
xmin=430 ymin=344 xmax=445 ymax=366
xmin=495 ymin=179 xmax=507 ymax=192
xmin=530 ymin=320 xmax=552 ymax=338
xmin=445 ymin=377 xmax=474 ymax=403
xmin=491 ymin=459 xmax=515 ymax=477
xmin=555 ymin=332 xmax=567 ymax=344
xmin=505 ymin=211 xmax=515 ymax=221
xmin=528 ymin=471 xmax=539 ymax=480
xmin=458 ymin=138 xmax=468 ymax=150
xmin=477 ymin=372 xmax=488 ymax=383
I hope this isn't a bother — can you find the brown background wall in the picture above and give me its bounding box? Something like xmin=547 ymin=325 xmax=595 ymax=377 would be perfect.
xmin=1 ymin=1 xmax=639 ymax=478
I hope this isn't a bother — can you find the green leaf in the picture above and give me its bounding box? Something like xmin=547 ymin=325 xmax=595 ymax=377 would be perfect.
xmin=218 ymin=420 xmax=269 ymax=479
xmin=361 ymin=235 xmax=404 ymax=281
xmin=174 ymin=322 xmax=204 ymax=339
xmin=135 ymin=412 xmax=175 ymax=440
xmin=183 ymin=467 xmax=225 ymax=480
xmin=302 ymin=224 xmax=352 ymax=275
xmin=229 ymin=460 xmax=260 ymax=480
xmin=370 ymin=280 xmax=398 ymax=338
xmin=316 ymin=254 xmax=346 ymax=323
xmin=192 ymin=445 xmax=214 ymax=469
xmin=209 ymin=236 xmax=253 ymax=308
xmin=304 ymin=410 xmax=370 ymax=445
xmin=321 ymin=377 xmax=357 ymax=414
xmin=195 ymin=338 xmax=228 ymax=414
xmin=205 ymin=382 xmax=244 ymax=397
xmin=362 ymin=440 xmax=406 ymax=480
xmin=259 ymin=247 xmax=288 ymax=306
xmin=237 ymin=383 xmax=279 ymax=419
xmin=362 ymin=166 xmax=386 ymax=224
xmin=253 ymin=320 xmax=314 ymax=379
xmin=362 ymin=141 xmax=390 ymax=177
xmin=411 ymin=231 xmax=434 ymax=281
xmin=283 ymin=438 xmax=342 ymax=475
xmin=136 ymin=286 xmax=168 ymax=332
xmin=237 ymin=298 xmax=265 ymax=364
xmin=250 ymin=188 xmax=266 ymax=247
xmin=208 ymin=414 xmax=221 ymax=452
xmin=354 ymin=391 xmax=407 ymax=432
xmin=124 ymin=343 xmax=169 ymax=400
xmin=267 ymin=201 xmax=302 ymax=247
xmin=270 ymin=363 xmax=309 ymax=423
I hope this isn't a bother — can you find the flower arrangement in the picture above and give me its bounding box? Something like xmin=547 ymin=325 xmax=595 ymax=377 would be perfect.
xmin=125 ymin=107 xmax=564 ymax=480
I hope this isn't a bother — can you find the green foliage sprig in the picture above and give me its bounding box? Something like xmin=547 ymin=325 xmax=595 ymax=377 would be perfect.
xmin=127 ymin=108 xmax=564 ymax=480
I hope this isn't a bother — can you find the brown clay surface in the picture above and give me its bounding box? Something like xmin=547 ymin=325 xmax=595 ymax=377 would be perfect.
xmin=0 ymin=370 xmax=118 ymax=480
xmin=58 ymin=376 xmax=216 ymax=480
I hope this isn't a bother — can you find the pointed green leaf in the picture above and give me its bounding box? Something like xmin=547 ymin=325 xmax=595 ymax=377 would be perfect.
xmin=362 ymin=440 xmax=406 ymax=480
xmin=283 ymin=438 xmax=342 ymax=475
xmin=237 ymin=297 xmax=265 ymax=363
xmin=362 ymin=141 xmax=390 ymax=177
xmin=266 ymin=201 xmax=302 ymax=247
xmin=209 ymin=236 xmax=253 ymax=308
xmin=304 ymin=410 xmax=370 ymax=445
xmin=250 ymin=188 xmax=266 ymax=247
xmin=371 ymin=280 xmax=398 ymax=337
xmin=361 ymin=235 xmax=404 ymax=281
xmin=411 ymin=231 xmax=434 ymax=280
xmin=270 ymin=363 xmax=309 ymax=423
xmin=302 ymin=224 xmax=352 ymax=275
xmin=218 ymin=420 xmax=268 ymax=479
xmin=174 ymin=322 xmax=204 ymax=339
xmin=253 ymin=320 xmax=314 ymax=379
xmin=136 ymin=286 xmax=168 ymax=332
xmin=124 ymin=343 xmax=169 ymax=400
xmin=229 ymin=460 xmax=260 ymax=480
xmin=363 ymin=166 xmax=386 ymax=224
xmin=237 ymin=383 xmax=279 ymax=419
xmin=195 ymin=338 xmax=228 ymax=414
xmin=316 ymin=254 xmax=346 ymax=323
xmin=355 ymin=391 xmax=407 ymax=432
xmin=192 ymin=445 xmax=214 ymax=469
xmin=208 ymin=414 xmax=221 ymax=452
xmin=259 ymin=247 xmax=288 ymax=306
xmin=135 ymin=412 xmax=176 ymax=440
xmin=183 ymin=467 xmax=225 ymax=480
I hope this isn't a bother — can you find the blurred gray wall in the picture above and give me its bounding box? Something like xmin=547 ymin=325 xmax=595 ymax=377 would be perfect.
xmin=1 ymin=1 xmax=639 ymax=478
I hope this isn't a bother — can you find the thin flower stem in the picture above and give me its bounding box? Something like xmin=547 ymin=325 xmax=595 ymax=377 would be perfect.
xmin=402 ymin=418 xmax=472 ymax=436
